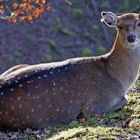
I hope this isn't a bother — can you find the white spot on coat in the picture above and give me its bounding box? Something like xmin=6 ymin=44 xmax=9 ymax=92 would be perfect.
xmin=8 ymin=81 xmax=11 ymax=84
xmin=26 ymin=115 xmax=30 ymax=119
xmin=38 ymin=118 xmax=43 ymax=122
xmin=25 ymin=75 xmax=28 ymax=78
xmin=27 ymin=94 xmax=30 ymax=97
xmin=60 ymin=87 xmax=63 ymax=91
xmin=38 ymin=76 xmax=41 ymax=79
xmin=30 ymin=80 xmax=34 ymax=83
xmin=10 ymin=88 xmax=14 ymax=91
xmin=0 ymin=92 xmax=4 ymax=95
xmin=69 ymin=100 xmax=73 ymax=103
xmin=27 ymin=81 xmax=31 ymax=84
xmin=33 ymin=96 xmax=36 ymax=100
xmin=56 ymin=108 xmax=60 ymax=112
xmin=38 ymin=104 xmax=42 ymax=108
xmin=46 ymin=98 xmax=50 ymax=102
xmin=36 ymin=96 xmax=40 ymax=99
xmin=86 ymin=107 xmax=89 ymax=110
xmin=15 ymin=80 xmax=18 ymax=83
xmin=35 ymin=69 xmax=38 ymax=72
xmin=19 ymin=104 xmax=22 ymax=108
xmin=19 ymin=84 xmax=23 ymax=87
xmin=12 ymin=118 xmax=15 ymax=121
xmin=46 ymin=118 xmax=50 ymax=121
xmin=65 ymin=67 xmax=68 ymax=70
xmin=48 ymin=104 xmax=52 ymax=108
xmin=17 ymin=97 xmax=21 ymax=101
xmin=44 ymin=75 xmax=47 ymax=77
xmin=53 ymin=82 xmax=56 ymax=86
xmin=11 ymin=106 xmax=15 ymax=110
xmin=31 ymin=108 xmax=35 ymax=112
xmin=50 ymin=71 xmax=53 ymax=74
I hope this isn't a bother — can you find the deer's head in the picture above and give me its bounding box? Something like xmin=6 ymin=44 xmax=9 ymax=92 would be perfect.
xmin=101 ymin=11 xmax=140 ymax=49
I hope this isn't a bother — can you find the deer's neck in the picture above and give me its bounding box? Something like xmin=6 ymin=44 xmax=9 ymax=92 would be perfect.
xmin=107 ymin=31 xmax=140 ymax=90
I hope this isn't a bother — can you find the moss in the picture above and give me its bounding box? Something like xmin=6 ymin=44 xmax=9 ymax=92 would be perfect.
xmin=72 ymin=9 xmax=83 ymax=19
xmin=51 ymin=16 xmax=62 ymax=34
xmin=91 ymin=25 xmax=99 ymax=32
xmin=123 ymin=0 xmax=130 ymax=10
xmin=60 ymin=28 xmax=73 ymax=36
xmin=47 ymin=39 xmax=59 ymax=51
xmin=84 ymin=32 xmax=96 ymax=42
xmin=81 ymin=48 xmax=93 ymax=57
xmin=45 ymin=53 xmax=53 ymax=62
xmin=64 ymin=0 xmax=73 ymax=5
xmin=97 ymin=47 xmax=106 ymax=55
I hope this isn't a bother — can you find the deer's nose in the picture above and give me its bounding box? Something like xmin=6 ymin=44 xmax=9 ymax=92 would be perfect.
xmin=127 ymin=34 xmax=136 ymax=43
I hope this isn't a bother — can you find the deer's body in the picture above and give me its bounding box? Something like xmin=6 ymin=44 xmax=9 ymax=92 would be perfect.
xmin=0 ymin=12 xmax=140 ymax=129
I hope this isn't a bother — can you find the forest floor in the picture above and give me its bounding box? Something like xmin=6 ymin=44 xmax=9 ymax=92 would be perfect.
xmin=0 ymin=76 xmax=140 ymax=140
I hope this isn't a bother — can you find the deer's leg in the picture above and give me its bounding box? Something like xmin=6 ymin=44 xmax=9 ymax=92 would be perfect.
xmin=112 ymin=96 xmax=128 ymax=111
xmin=82 ymin=101 xmax=94 ymax=116
xmin=82 ymin=96 xmax=128 ymax=116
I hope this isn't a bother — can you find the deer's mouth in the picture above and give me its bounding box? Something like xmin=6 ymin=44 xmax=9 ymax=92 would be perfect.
xmin=126 ymin=39 xmax=140 ymax=49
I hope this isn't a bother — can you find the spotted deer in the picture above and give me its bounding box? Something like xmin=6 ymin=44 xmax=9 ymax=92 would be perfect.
xmin=0 ymin=11 xmax=140 ymax=130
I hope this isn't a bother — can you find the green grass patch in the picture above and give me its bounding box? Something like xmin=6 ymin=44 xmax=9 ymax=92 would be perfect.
xmin=49 ymin=126 xmax=139 ymax=140
xmin=82 ymin=48 xmax=93 ymax=56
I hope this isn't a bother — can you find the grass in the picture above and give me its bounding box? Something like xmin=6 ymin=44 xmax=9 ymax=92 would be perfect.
xmin=48 ymin=92 xmax=140 ymax=140
xmin=1 ymin=79 xmax=140 ymax=140
xmin=49 ymin=126 xmax=139 ymax=140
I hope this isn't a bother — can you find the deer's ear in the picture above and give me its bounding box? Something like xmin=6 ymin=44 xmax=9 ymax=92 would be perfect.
xmin=101 ymin=11 xmax=118 ymax=27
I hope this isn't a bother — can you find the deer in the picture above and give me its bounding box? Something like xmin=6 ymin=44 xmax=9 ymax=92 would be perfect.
xmin=0 ymin=11 xmax=140 ymax=130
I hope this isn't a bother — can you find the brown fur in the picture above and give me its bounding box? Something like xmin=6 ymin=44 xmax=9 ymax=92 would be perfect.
xmin=0 ymin=12 xmax=140 ymax=130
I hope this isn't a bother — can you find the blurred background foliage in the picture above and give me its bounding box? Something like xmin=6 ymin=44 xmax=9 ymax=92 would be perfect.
xmin=0 ymin=0 xmax=139 ymax=73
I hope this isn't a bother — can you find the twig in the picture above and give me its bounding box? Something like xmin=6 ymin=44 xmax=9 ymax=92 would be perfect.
xmin=5 ymin=5 xmax=12 ymax=14
xmin=0 ymin=15 xmax=11 ymax=20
